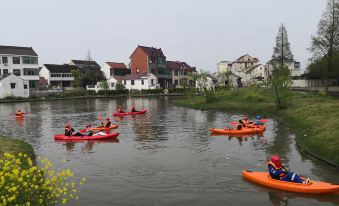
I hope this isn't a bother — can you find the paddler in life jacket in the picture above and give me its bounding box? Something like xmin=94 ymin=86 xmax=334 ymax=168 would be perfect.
xmin=103 ymin=117 xmax=111 ymax=128
xmin=16 ymin=110 xmax=23 ymax=116
xmin=131 ymin=106 xmax=138 ymax=112
xmin=118 ymin=105 xmax=124 ymax=113
xmin=84 ymin=124 xmax=94 ymax=136
xmin=243 ymin=116 xmax=255 ymax=128
xmin=268 ymin=155 xmax=309 ymax=184
xmin=64 ymin=124 xmax=74 ymax=137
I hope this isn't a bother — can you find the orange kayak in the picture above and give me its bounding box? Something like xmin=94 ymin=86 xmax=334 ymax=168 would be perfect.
xmin=210 ymin=125 xmax=266 ymax=135
xmin=242 ymin=171 xmax=339 ymax=194
xmin=79 ymin=124 xmax=118 ymax=133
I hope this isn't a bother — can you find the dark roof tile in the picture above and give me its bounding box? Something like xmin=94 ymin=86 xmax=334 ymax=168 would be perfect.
xmin=0 ymin=45 xmax=38 ymax=56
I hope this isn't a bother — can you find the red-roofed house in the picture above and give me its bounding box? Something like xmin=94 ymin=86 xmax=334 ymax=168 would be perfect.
xmin=130 ymin=45 xmax=172 ymax=88
xmin=166 ymin=61 xmax=196 ymax=87
xmin=101 ymin=62 xmax=131 ymax=79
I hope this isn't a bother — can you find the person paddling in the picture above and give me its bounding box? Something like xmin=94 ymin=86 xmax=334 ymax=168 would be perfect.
xmin=16 ymin=110 xmax=24 ymax=116
xmin=64 ymin=124 xmax=75 ymax=136
xmin=103 ymin=117 xmax=112 ymax=128
xmin=118 ymin=105 xmax=124 ymax=113
xmin=131 ymin=106 xmax=138 ymax=112
xmin=268 ymin=155 xmax=309 ymax=184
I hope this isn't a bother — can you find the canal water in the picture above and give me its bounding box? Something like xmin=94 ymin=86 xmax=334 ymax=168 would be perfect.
xmin=0 ymin=97 xmax=338 ymax=206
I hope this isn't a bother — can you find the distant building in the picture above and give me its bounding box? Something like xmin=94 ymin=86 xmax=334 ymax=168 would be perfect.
xmin=0 ymin=74 xmax=29 ymax=98
xmin=166 ymin=61 xmax=196 ymax=87
xmin=217 ymin=61 xmax=233 ymax=73
xmin=242 ymin=64 xmax=266 ymax=85
xmin=39 ymin=64 xmax=79 ymax=89
xmin=101 ymin=62 xmax=130 ymax=79
xmin=120 ymin=73 xmax=159 ymax=90
xmin=69 ymin=60 xmax=100 ymax=70
xmin=216 ymin=54 xmax=263 ymax=86
xmin=130 ymin=45 xmax=171 ymax=88
xmin=87 ymin=77 xmax=119 ymax=93
xmin=0 ymin=45 xmax=39 ymax=89
xmin=215 ymin=72 xmax=242 ymax=88
xmin=266 ymin=60 xmax=301 ymax=78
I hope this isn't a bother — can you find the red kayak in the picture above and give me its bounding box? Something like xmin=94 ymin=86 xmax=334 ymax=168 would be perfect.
xmin=54 ymin=132 xmax=120 ymax=140
xmin=113 ymin=109 xmax=147 ymax=116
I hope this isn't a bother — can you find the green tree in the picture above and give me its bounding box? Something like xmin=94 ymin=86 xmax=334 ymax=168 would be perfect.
xmin=99 ymin=80 xmax=109 ymax=92
xmin=192 ymin=70 xmax=216 ymax=103
xmin=268 ymin=24 xmax=293 ymax=109
xmin=71 ymin=69 xmax=81 ymax=89
xmin=115 ymin=82 xmax=126 ymax=90
xmin=309 ymin=0 xmax=339 ymax=95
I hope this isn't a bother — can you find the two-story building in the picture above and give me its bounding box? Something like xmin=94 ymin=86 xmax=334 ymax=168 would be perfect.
xmin=166 ymin=61 xmax=196 ymax=87
xmin=0 ymin=45 xmax=39 ymax=89
xmin=39 ymin=64 xmax=79 ymax=89
xmin=130 ymin=46 xmax=171 ymax=88
xmin=100 ymin=62 xmax=131 ymax=79
xmin=266 ymin=60 xmax=301 ymax=78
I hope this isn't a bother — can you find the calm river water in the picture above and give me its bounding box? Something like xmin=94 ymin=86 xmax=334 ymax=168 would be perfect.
xmin=0 ymin=97 xmax=338 ymax=206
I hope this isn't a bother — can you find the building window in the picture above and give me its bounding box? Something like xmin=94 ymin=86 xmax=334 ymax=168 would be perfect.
xmin=3 ymin=69 xmax=8 ymax=74
xmin=24 ymin=84 xmax=28 ymax=89
xmin=24 ymin=68 xmax=38 ymax=75
xmin=22 ymin=56 xmax=38 ymax=64
xmin=111 ymin=83 xmax=114 ymax=87
xmin=124 ymin=80 xmax=126 ymax=85
xmin=10 ymin=83 xmax=16 ymax=89
xmin=174 ymin=80 xmax=178 ymax=85
xmin=0 ymin=69 xmax=1 ymax=75
xmin=13 ymin=69 xmax=21 ymax=76
xmin=2 ymin=57 xmax=8 ymax=64
xmin=131 ymin=80 xmax=135 ymax=85
xmin=13 ymin=57 xmax=20 ymax=64
xmin=141 ymin=80 xmax=144 ymax=85
xmin=151 ymin=79 xmax=154 ymax=85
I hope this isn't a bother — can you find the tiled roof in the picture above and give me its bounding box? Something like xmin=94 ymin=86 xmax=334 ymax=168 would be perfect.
xmin=245 ymin=64 xmax=262 ymax=74
xmin=138 ymin=46 xmax=165 ymax=58
xmin=166 ymin=61 xmax=196 ymax=71
xmin=0 ymin=45 xmax=38 ymax=56
xmin=71 ymin=60 xmax=100 ymax=67
xmin=43 ymin=64 xmax=80 ymax=73
xmin=106 ymin=62 xmax=127 ymax=69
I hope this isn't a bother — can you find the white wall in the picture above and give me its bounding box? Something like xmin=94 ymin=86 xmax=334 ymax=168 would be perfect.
xmin=39 ymin=66 xmax=51 ymax=84
xmin=101 ymin=63 xmax=111 ymax=79
xmin=87 ymin=77 xmax=118 ymax=92
xmin=0 ymin=74 xmax=29 ymax=98
xmin=122 ymin=74 xmax=158 ymax=90
xmin=292 ymin=79 xmax=308 ymax=87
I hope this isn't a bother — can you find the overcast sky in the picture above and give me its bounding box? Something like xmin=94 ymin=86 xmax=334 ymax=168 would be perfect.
xmin=1 ymin=0 xmax=327 ymax=72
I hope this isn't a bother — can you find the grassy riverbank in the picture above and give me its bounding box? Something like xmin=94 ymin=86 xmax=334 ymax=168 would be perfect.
xmin=176 ymin=88 xmax=339 ymax=166
xmin=0 ymin=136 xmax=34 ymax=158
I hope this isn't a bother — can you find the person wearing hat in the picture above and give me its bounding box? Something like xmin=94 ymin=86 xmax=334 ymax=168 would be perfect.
xmin=268 ymin=155 xmax=309 ymax=184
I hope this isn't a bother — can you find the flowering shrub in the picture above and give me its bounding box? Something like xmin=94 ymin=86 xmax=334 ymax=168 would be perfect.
xmin=0 ymin=153 xmax=85 ymax=205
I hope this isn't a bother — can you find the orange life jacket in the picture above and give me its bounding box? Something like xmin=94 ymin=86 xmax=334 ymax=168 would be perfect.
xmin=17 ymin=112 xmax=23 ymax=116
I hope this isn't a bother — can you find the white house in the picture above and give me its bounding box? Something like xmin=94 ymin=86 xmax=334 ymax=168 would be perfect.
xmin=100 ymin=62 xmax=130 ymax=79
xmin=120 ymin=73 xmax=159 ymax=90
xmin=266 ymin=60 xmax=302 ymax=77
xmin=39 ymin=64 xmax=79 ymax=89
xmin=242 ymin=64 xmax=267 ymax=85
xmin=0 ymin=45 xmax=39 ymax=89
xmin=87 ymin=77 xmax=119 ymax=93
xmin=217 ymin=61 xmax=233 ymax=73
xmin=0 ymin=74 xmax=29 ymax=98
xmin=215 ymin=72 xmax=242 ymax=88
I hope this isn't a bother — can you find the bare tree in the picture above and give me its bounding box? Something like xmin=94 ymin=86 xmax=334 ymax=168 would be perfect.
xmin=309 ymin=0 xmax=339 ymax=95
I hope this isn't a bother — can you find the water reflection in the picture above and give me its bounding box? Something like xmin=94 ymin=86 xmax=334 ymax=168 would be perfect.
xmin=55 ymin=139 xmax=119 ymax=153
